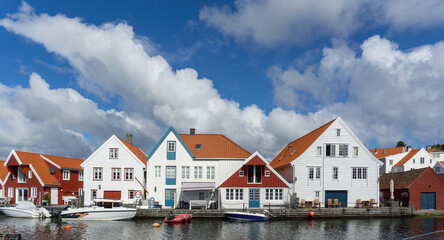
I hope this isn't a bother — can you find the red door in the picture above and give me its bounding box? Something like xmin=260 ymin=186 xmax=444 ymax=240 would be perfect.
xmin=104 ymin=191 xmax=121 ymax=199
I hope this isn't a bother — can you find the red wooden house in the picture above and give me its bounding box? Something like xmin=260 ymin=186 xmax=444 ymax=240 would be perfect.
xmin=217 ymin=152 xmax=290 ymax=209
xmin=0 ymin=161 xmax=9 ymax=198
xmin=380 ymin=167 xmax=444 ymax=210
xmin=3 ymin=150 xmax=84 ymax=205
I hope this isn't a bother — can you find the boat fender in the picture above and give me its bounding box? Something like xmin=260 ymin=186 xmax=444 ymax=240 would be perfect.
xmin=65 ymin=225 xmax=72 ymax=230
xmin=153 ymin=223 xmax=160 ymax=227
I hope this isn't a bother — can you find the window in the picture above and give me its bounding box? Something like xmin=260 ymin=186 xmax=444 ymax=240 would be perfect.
xmin=265 ymin=170 xmax=270 ymax=177
xmin=338 ymin=144 xmax=348 ymax=157
xmin=266 ymin=189 xmax=283 ymax=200
xmin=91 ymin=190 xmax=97 ymax=200
xmin=337 ymin=129 xmax=341 ymax=136
xmin=129 ymin=190 xmax=135 ymax=199
xmin=93 ymin=168 xmax=103 ymax=180
xmin=125 ymin=168 xmax=134 ymax=180
xmin=317 ymin=146 xmax=322 ymax=156
xmin=8 ymin=188 xmax=14 ymax=197
xmin=389 ymin=159 xmax=393 ymax=165
xmin=352 ymin=168 xmax=367 ymax=179
xmin=18 ymin=169 xmax=26 ymax=183
xmin=112 ymin=168 xmax=121 ymax=180
xmin=155 ymin=166 xmax=161 ymax=178
xmin=28 ymin=170 xmax=32 ymax=179
xmin=63 ymin=170 xmax=70 ymax=180
xmin=207 ymin=166 xmax=215 ymax=179
xmin=109 ymin=148 xmax=118 ymax=159
xmin=247 ymin=165 xmax=262 ymax=183
xmin=413 ymin=159 xmax=415 ymax=164
xmin=333 ymin=167 xmax=338 ymax=180
xmin=436 ymin=167 xmax=441 ymax=173
xmin=194 ymin=166 xmax=202 ymax=179
xmin=326 ymin=144 xmax=336 ymax=156
xmin=168 ymin=141 xmax=176 ymax=152
xmin=79 ymin=172 xmax=84 ymax=181
xmin=430 ymin=159 xmax=432 ymax=163
xmin=315 ymin=191 xmax=320 ymax=198
xmin=353 ymin=147 xmax=359 ymax=157
xmin=31 ymin=187 xmax=37 ymax=198
xmin=195 ymin=144 xmax=202 ymax=149
xmin=182 ymin=166 xmax=190 ymax=179
xmin=239 ymin=170 xmax=244 ymax=177
xmin=226 ymin=189 xmax=243 ymax=200
xmin=309 ymin=167 xmax=321 ymax=180
xmin=420 ymin=157 xmax=425 ymax=164
xmin=78 ymin=188 xmax=83 ymax=196
xmin=166 ymin=167 xmax=176 ymax=178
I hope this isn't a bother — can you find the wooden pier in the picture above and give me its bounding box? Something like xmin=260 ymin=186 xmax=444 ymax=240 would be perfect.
xmin=135 ymin=207 xmax=413 ymax=219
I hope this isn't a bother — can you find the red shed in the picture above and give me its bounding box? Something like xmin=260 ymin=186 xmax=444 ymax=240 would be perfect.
xmin=217 ymin=152 xmax=290 ymax=209
xmin=380 ymin=167 xmax=444 ymax=210
xmin=3 ymin=150 xmax=84 ymax=205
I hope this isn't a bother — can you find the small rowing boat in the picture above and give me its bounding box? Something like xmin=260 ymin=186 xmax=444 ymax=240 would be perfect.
xmin=164 ymin=211 xmax=192 ymax=223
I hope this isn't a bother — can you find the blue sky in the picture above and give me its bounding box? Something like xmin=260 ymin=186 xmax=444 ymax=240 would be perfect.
xmin=1 ymin=0 xmax=444 ymax=159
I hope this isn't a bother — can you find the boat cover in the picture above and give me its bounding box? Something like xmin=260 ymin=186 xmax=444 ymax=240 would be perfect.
xmin=16 ymin=202 xmax=37 ymax=210
xmin=181 ymin=182 xmax=215 ymax=191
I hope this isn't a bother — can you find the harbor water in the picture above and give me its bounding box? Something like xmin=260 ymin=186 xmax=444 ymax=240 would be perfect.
xmin=0 ymin=215 xmax=443 ymax=239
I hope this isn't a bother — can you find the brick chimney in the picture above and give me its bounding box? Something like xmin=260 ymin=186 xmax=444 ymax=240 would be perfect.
xmin=126 ymin=133 xmax=133 ymax=144
xmin=190 ymin=128 xmax=196 ymax=135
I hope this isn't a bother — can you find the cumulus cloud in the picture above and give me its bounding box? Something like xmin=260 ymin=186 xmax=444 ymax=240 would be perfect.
xmin=200 ymin=0 xmax=444 ymax=47
xmin=0 ymin=3 xmax=336 ymax=159
xmin=271 ymin=35 xmax=444 ymax=147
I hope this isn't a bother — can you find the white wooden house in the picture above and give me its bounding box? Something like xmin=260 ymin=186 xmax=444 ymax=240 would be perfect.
xmin=217 ymin=152 xmax=291 ymax=209
xmin=146 ymin=127 xmax=251 ymax=209
xmin=269 ymin=117 xmax=382 ymax=208
xmin=81 ymin=134 xmax=147 ymax=205
xmin=391 ymin=148 xmax=436 ymax=173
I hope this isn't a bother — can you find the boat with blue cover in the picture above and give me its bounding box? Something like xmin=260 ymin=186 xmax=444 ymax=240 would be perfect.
xmin=224 ymin=211 xmax=269 ymax=221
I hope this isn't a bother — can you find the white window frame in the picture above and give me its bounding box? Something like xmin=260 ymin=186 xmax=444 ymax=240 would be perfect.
xmin=206 ymin=166 xmax=215 ymax=179
xmin=182 ymin=166 xmax=190 ymax=179
xmin=337 ymin=129 xmax=341 ymax=136
xmin=333 ymin=167 xmax=338 ymax=180
xmin=167 ymin=141 xmax=176 ymax=152
xmin=309 ymin=167 xmax=321 ymax=180
xmin=352 ymin=167 xmax=367 ymax=179
xmin=265 ymin=170 xmax=270 ymax=177
xmin=315 ymin=191 xmax=320 ymax=198
xmin=78 ymin=188 xmax=83 ymax=196
xmin=63 ymin=170 xmax=70 ymax=181
xmin=93 ymin=168 xmax=103 ymax=180
xmin=226 ymin=189 xmax=243 ymax=200
xmin=28 ymin=170 xmax=32 ymax=179
xmin=316 ymin=146 xmax=322 ymax=156
xmin=353 ymin=147 xmax=359 ymax=157
xmin=194 ymin=166 xmax=202 ymax=179
xmin=239 ymin=170 xmax=244 ymax=177
xmin=155 ymin=166 xmax=161 ymax=178
xmin=339 ymin=144 xmax=348 ymax=157
xmin=109 ymin=148 xmax=118 ymax=159
xmin=389 ymin=159 xmax=393 ymax=165
xmin=125 ymin=168 xmax=134 ymax=181
xmin=91 ymin=190 xmax=97 ymax=200
xmin=112 ymin=168 xmax=121 ymax=181
xmin=18 ymin=169 xmax=26 ymax=183
xmin=420 ymin=157 xmax=425 ymax=164
xmin=31 ymin=187 xmax=37 ymax=198
xmin=8 ymin=188 xmax=14 ymax=197
xmin=78 ymin=171 xmax=84 ymax=181
xmin=166 ymin=166 xmax=176 ymax=179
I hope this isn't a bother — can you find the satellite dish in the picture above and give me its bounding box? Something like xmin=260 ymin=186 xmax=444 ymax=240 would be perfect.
xmin=49 ymin=167 xmax=55 ymax=174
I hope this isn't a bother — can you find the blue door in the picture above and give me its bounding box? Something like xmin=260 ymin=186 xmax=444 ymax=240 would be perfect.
xmin=249 ymin=189 xmax=260 ymax=208
xmin=165 ymin=189 xmax=176 ymax=208
xmin=325 ymin=191 xmax=348 ymax=207
xmin=421 ymin=192 xmax=435 ymax=210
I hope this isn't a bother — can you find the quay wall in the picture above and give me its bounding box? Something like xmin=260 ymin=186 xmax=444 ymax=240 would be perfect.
xmin=135 ymin=207 xmax=413 ymax=219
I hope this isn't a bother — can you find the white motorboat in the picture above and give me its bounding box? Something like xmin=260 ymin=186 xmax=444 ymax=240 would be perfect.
xmin=59 ymin=199 xmax=137 ymax=221
xmin=0 ymin=201 xmax=51 ymax=218
xmin=224 ymin=211 xmax=269 ymax=221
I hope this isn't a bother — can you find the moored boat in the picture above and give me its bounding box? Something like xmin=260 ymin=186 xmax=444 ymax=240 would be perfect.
xmin=0 ymin=201 xmax=51 ymax=218
xmin=164 ymin=211 xmax=192 ymax=223
xmin=224 ymin=211 xmax=268 ymax=221
xmin=59 ymin=199 xmax=137 ymax=221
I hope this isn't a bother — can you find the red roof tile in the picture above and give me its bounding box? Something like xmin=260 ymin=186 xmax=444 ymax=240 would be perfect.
xmin=179 ymin=134 xmax=251 ymax=159
xmin=380 ymin=168 xmax=427 ymax=189
xmin=0 ymin=161 xmax=9 ymax=183
xmin=428 ymin=148 xmax=444 ymax=153
xmin=42 ymin=154 xmax=84 ymax=170
xmin=369 ymin=147 xmax=407 ymax=159
xmin=117 ymin=137 xmax=147 ymax=165
xmin=270 ymin=118 xmax=336 ymax=169
xmin=394 ymin=149 xmax=420 ymax=167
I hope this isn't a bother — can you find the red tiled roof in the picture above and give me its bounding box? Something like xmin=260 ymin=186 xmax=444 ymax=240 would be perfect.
xmin=394 ymin=149 xmax=420 ymax=167
xmin=369 ymin=147 xmax=407 ymax=159
xmin=0 ymin=161 xmax=9 ymax=183
xmin=117 ymin=137 xmax=147 ymax=165
xmin=270 ymin=118 xmax=336 ymax=169
xmin=428 ymin=148 xmax=443 ymax=153
xmin=380 ymin=168 xmax=427 ymax=189
xmin=179 ymin=134 xmax=251 ymax=159
xmin=42 ymin=154 xmax=84 ymax=170
xmin=441 ymin=161 xmax=444 ymax=166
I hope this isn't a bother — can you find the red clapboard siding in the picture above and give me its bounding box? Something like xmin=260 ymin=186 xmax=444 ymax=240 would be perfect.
xmin=409 ymin=168 xmax=444 ymax=210
xmin=104 ymin=191 xmax=122 ymax=199
xmin=219 ymin=155 xmax=287 ymax=188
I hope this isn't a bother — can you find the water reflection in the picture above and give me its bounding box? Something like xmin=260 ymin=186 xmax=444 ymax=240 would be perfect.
xmin=0 ymin=215 xmax=443 ymax=239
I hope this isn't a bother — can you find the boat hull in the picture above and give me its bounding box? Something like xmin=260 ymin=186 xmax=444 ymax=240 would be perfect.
xmin=0 ymin=207 xmax=40 ymax=218
xmin=224 ymin=212 xmax=268 ymax=221
xmin=164 ymin=213 xmax=192 ymax=223
xmin=60 ymin=207 xmax=137 ymax=221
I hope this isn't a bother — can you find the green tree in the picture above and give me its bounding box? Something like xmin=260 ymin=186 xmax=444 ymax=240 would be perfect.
xmin=396 ymin=141 xmax=406 ymax=147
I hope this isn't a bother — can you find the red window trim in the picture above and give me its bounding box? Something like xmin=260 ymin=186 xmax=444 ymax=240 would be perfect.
xmin=124 ymin=168 xmax=134 ymax=181
xmin=91 ymin=189 xmax=97 ymax=201
xmin=109 ymin=148 xmax=119 ymax=159
xmin=128 ymin=190 xmax=135 ymax=199
xmin=112 ymin=168 xmax=121 ymax=181
xmin=93 ymin=167 xmax=103 ymax=181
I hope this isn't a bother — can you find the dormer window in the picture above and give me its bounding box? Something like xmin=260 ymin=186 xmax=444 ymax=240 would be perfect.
xmin=18 ymin=169 xmax=26 ymax=183
xmin=247 ymin=165 xmax=262 ymax=183
xmin=195 ymin=144 xmax=202 ymax=150
xmin=110 ymin=148 xmax=118 ymax=159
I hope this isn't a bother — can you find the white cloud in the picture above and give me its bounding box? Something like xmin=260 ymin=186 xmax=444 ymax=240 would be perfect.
xmin=200 ymin=0 xmax=444 ymax=47
xmin=0 ymin=3 xmax=335 ymax=159
xmin=271 ymin=35 xmax=444 ymax=147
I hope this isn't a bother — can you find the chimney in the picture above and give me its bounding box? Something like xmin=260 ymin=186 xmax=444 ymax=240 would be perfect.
xmin=407 ymin=146 xmax=411 ymax=152
xmin=190 ymin=128 xmax=195 ymax=135
xmin=126 ymin=133 xmax=133 ymax=144
xmin=426 ymin=145 xmax=431 ymax=150
xmin=383 ymin=149 xmax=386 ymax=154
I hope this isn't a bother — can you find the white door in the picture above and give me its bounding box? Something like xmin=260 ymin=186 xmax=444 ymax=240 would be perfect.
xmin=51 ymin=188 xmax=58 ymax=205
xmin=16 ymin=188 xmax=29 ymax=202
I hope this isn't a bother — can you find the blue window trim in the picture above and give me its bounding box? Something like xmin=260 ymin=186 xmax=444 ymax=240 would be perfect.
xmin=166 ymin=166 xmax=176 ymax=185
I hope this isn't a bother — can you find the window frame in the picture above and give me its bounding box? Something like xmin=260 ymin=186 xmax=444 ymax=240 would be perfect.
xmin=93 ymin=167 xmax=103 ymax=181
xmin=194 ymin=166 xmax=202 ymax=179
xmin=17 ymin=169 xmax=26 ymax=183
xmin=167 ymin=141 xmax=176 ymax=152
xmin=316 ymin=146 xmax=322 ymax=156
xmin=155 ymin=165 xmax=161 ymax=178
xmin=206 ymin=166 xmax=215 ymax=179
xmin=31 ymin=187 xmax=37 ymax=198
xmin=124 ymin=168 xmax=134 ymax=181
xmin=109 ymin=148 xmax=118 ymax=159
xmin=333 ymin=167 xmax=338 ymax=180
xmin=352 ymin=167 xmax=367 ymax=180
xmin=112 ymin=168 xmax=121 ymax=181
xmin=63 ymin=170 xmax=70 ymax=181
xmin=337 ymin=129 xmax=341 ymax=136
xmin=265 ymin=170 xmax=270 ymax=177
xmin=353 ymin=146 xmax=359 ymax=157
xmin=28 ymin=170 xmax=32 ymax=179
xmin=239 ymin=170 xmax=244 ymax=177
xmin=182 ymin=166 xmax=190 ymax=179
xmin=91 ymin=189 xmax=97 ymax=200
xmin=78 ymin=171 xmax=84 ymax=181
